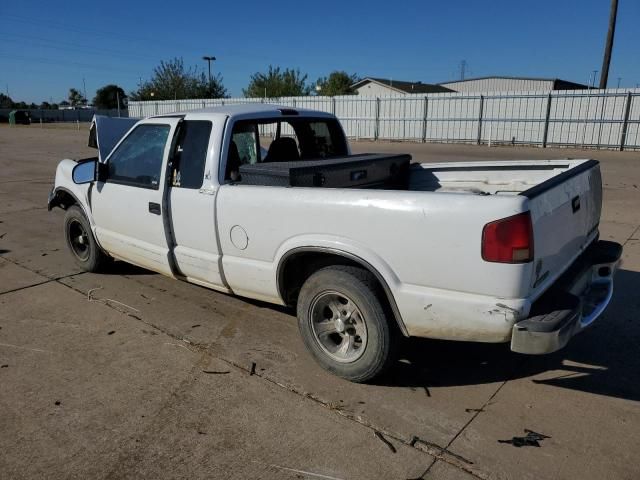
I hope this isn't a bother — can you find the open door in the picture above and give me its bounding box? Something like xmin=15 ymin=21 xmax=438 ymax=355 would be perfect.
xmin=90 ymin=117 xmax=182 ymax=276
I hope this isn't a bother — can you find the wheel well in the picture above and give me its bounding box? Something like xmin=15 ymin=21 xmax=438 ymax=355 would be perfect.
xmin=277 ymin=250 xmax=409 ymax=336
xmin=50 ymin=189 xmax=78 ymax=210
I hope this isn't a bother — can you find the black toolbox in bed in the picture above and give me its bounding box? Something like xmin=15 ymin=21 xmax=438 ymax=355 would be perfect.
xmin=237 ymin=153 xmax=411 ymax=188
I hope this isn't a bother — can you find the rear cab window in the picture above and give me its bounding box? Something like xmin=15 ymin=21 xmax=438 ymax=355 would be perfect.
xmin=224 ymin=117 xmax=348 ymax=182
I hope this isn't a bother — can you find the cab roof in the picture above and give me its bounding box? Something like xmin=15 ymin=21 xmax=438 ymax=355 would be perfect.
xmin=151 ymin=103 xmax=335 ymax=121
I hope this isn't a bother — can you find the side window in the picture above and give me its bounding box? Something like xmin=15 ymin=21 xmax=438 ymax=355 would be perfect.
xmin=232 ymin=124 xmax=258 ymax=166
xmin=226 ymin=123 xmax=258 ymax=181
xmin=107 ymin=124 xmax=170 ymax=189
xmin=171 ymin=120 xmax=212 ymax=189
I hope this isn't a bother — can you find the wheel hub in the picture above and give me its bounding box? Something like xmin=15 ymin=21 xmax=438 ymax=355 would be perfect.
xmin=308 ymin=291 xmax=368 ymax=363
xmin=67 ymin=219 xmax=90 ymax=261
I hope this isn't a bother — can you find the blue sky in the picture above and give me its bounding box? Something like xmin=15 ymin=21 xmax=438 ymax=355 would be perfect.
xmin=1 ymin=0 xmax=638 ymax=103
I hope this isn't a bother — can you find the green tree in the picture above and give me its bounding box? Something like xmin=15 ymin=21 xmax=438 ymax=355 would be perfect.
xmin=0 ymin=93 xmax=13 ymax=108
xmin=39 ymin=102 xmax=52 ymax=110
xmin=129 ymin=57 xmax=227 ymax=101
xmin=315 ymin=71 xmax=359 ymax=96
xmin=68 ymin=88 xmax=87 ymax=107
xmin=243 ymin=66 xmax=311 ymax=98
xmin=93 ymin=84 xmax=127 ymax=109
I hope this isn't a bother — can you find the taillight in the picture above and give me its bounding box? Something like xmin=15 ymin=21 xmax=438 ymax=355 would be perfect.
xmin=482 ymin=212 xmax=533 ymax=263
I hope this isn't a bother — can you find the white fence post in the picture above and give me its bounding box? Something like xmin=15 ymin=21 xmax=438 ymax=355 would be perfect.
xmin=476 ymin=95 xmax=484 ymax=145
xmin=421 ymin=97 xmax=428 ymax=143
xmin=542 ymin=93 xmax=552 ymax=148
xmin=619 ymin=92 xmax=632 ymax=151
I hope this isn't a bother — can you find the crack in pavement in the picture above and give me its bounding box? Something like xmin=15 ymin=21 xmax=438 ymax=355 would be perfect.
xmin=0 ymin=206 xmax=48 ymax=215
xmin=623 ymin=224 xmax=640 ymax=246
xmin=102 ymin=351 xmax=210 ymax=480
xmin=0 ymin=177 xmax=53 ymax=185
xmin=3 ymin=257 xmax=489 ymax=479
xmin=416 ymin=351 xmax=527 ymax=479
xmin=0 ymin=261 xmax=85 ymax=297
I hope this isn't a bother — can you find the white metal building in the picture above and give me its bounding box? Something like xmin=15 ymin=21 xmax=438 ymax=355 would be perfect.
xmin=352 ymin=78 xmax=453 ymax=97
xmin=438 ymin=76 xmax=588 ymax=93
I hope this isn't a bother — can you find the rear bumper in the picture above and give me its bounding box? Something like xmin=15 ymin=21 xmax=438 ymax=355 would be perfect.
xmin=510 ymin=240 xmax=622 ymax=354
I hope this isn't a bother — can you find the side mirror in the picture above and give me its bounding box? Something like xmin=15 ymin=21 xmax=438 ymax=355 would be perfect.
xmin=72 ymin=159 xmax=98 ymax=184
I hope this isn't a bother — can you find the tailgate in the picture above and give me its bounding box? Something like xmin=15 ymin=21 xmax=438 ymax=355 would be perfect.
xmin=523 ymin=160 xmax=602 ymax=298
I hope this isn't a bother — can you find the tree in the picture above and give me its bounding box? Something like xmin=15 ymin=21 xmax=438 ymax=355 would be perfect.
xmin=315 ymin=71 xmax=359 ymax=96
xmin=68 ymin=88 xmax=87 ymax=107
xmin=39 ymin=102 xmax=51 ymax=110
xmin=93 ymin=84 xmax=127 ymax=109
xmin=243 ymin=66 xmax=311 ymax=98
xmin=129 ymin=57 xmax=227 ymax=101
xmin=59 ymin=100 xmax=71 ymax=107
xmin=0 ymin=93 xmax=13 ymax=108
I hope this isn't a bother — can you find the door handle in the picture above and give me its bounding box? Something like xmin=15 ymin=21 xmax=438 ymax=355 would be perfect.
xmin=148 ymin=202 xmax=161 ymax=215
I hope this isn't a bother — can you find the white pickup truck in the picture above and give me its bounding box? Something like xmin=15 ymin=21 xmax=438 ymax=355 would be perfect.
xmin=48 ymin=105 xmax=621 ymax=382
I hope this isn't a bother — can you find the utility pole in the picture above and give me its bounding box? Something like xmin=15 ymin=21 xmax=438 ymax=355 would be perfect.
xmin=617 ymin=77 xmax=622 ymax=88
xmin=591 ymin=70 xmax=599 ymax=88
xmin=82 ymin=78 xmax=87 ymax=105
xmin=202 ymin=56 xmax=216 ymax=98
xmin=599 ymin=0 xmax=619 ymax=89
xmin=460 ymin=60 xmax=467 ymax=81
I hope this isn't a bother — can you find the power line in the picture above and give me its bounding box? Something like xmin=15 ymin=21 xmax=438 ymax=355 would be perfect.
xmin=0 ymin=14 xmax=268 ymax=64
xmin=0 ymin=53 xmax=142 ymax=76
xmin=1 ymin=14 xmax=192 ymax=52
xmin=0 ymin=33 xmax=155 ymax=62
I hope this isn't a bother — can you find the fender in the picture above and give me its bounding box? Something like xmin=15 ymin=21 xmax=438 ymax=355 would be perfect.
xmin=48 ymin=186 xmax=90 ymax=219
xmin=276 ymin=244 xmax=409 ymax=337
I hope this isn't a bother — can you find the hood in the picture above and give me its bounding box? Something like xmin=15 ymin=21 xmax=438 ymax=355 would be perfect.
xmin=88 ymin=115 xmax=139 ymax=162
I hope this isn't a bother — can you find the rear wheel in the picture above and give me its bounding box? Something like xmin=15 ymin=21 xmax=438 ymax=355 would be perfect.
xmin=63 ymin=205 xmax=109 ymax=272
xmin=297 ymin=265 xmax=396 ymax=383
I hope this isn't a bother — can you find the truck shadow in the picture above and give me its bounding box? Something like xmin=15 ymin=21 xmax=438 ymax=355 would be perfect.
xmin=102 ymin=261 xmax=157 ymax=276
xmin=384 ymin=269 xmax=640 ymax=403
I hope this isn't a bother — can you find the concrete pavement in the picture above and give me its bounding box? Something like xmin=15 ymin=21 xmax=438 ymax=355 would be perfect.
xmin=1 ymin=124 xmax=638 ymax=479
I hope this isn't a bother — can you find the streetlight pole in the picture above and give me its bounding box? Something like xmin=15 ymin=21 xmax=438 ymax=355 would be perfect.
xmin=202 ymin=56 xmax=216 ymax=98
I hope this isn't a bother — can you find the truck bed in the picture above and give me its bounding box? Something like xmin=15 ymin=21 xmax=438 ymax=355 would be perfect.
xmin=408 ymin=159 xmax=595 ymax=196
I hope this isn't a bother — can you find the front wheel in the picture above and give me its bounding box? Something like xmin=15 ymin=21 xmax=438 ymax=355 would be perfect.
xmin=63 ymin=205 xmax=109 ymax=272
xmin=297 ymin=265 xmax=396 ymax=383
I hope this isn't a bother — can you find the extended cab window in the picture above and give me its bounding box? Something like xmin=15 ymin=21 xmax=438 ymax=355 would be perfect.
xmin=225 ymin=117 xmax=347 ymax=181
xmin=171 ymin=120 xmax=212 ymax=189
xmin=107 ymin=124 xmax=170 ymax=189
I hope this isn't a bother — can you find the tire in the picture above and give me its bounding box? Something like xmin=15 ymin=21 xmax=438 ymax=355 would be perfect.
xmin=297 ymin=265 xmax=396 ymax=383
xmin=63 ymin=205 xmax=109 ymax=272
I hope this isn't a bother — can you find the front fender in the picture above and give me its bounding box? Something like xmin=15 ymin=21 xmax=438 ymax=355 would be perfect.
xmin=49 ymin=159 xmax=95 ymax=226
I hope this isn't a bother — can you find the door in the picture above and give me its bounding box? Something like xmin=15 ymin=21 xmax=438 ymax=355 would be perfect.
xmin=91 ymin=118 xmax=181 ymax=276
xmin=168 ymin=119 xmax=227 ymax=289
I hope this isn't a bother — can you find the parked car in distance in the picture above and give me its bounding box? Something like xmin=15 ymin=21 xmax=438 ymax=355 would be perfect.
xmin=9 ymin=110 xmax=31 ymax=125
xmin=48 ymin=106 xmax=621 ymax=382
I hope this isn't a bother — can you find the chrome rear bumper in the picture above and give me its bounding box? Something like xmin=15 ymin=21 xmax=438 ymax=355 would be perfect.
xmin=511 ymin=240 xmax=622 ymax=355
